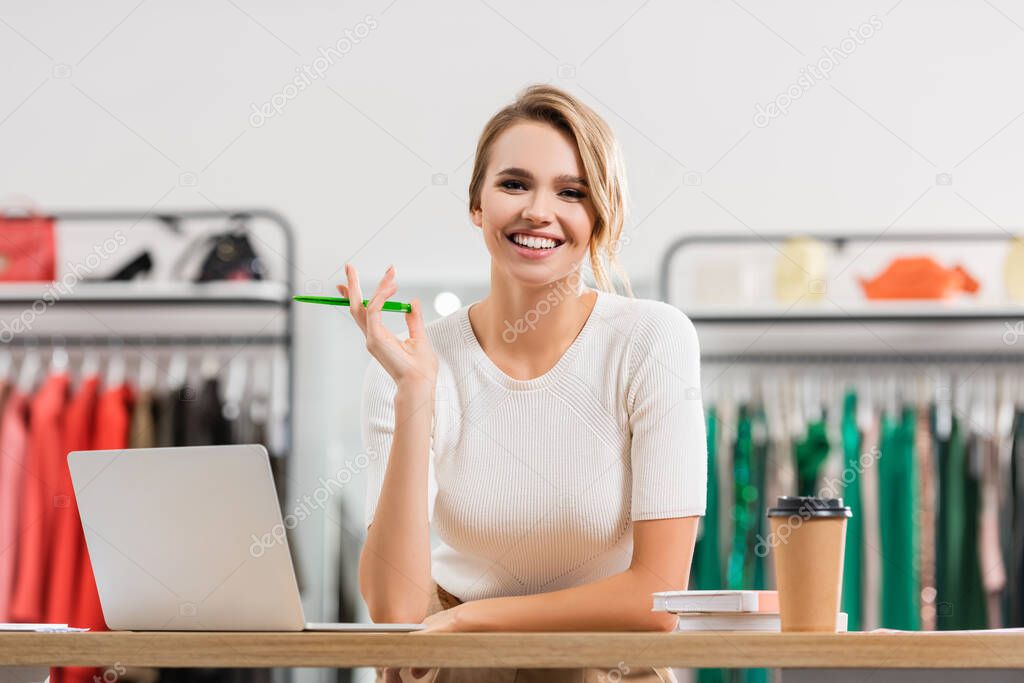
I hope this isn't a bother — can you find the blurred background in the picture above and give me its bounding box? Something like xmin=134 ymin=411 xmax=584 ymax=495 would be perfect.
xmin=2 ymin=1 xmax=1023 ymax=682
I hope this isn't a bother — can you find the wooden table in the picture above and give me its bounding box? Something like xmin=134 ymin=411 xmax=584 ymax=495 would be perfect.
xmin=1 ymin=630 xmax=1022 ymax=683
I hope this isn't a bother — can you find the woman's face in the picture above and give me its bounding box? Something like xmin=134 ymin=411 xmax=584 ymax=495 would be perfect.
xmin=471 ymin=121 xmax=596 ymax=288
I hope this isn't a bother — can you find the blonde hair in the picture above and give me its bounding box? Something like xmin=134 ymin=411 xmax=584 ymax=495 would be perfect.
xmin=468 ymin=84 xmax=633 ymax=297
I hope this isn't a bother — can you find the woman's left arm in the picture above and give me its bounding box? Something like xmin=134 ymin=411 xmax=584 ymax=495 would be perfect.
xmin=424 ymin=516 xmax=698 ymax=632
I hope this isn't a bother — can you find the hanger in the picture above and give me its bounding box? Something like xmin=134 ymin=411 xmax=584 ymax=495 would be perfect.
xmin=855 ymin=369 xmax=874 ymax=434
xmin=976 ymin=372 xmax=991 ymax=439
xmin=81 ymin=348 xmax=100 ymax=377
xmin=248 ymin=353 xmax=272 ymax=435
xmin=883 ymin=374 xmax=897 ymax=419
xmin=787 ymin=369 xmax=805 ymax=439
xmin=801 ymin=370 xmax=820 ymax=424
xmin=200 ymin=350 xmax=220 ymax=381
xmin=0 ymin=350 xmax=11 ymax=382
xmin=979 ymin=371 xmax=997 ymax=466
xmin=222 ymin=354 xmax=249 ymax=422
xmin=914 ymin=370 xmax=929 ymax=412
xmin=966 ymin=372 xmax=982 ymax=440
xmin=252 ymin=353 xmax=272 ymax=397
xmin=105 ymin=351 xmax=125 ymax=388
xmin=717 ymin=368 xmax=737 ymax=444
xmin=953 ymin=366 xmax=971 ymax=438
xmin=17 ymin=349 xmax=41 ymax=394
xmin=50 ymin=344 xmax=69 ymax=374
xmin=933 ymin=368 xmax=952 ymax=440
xmin=138 ymin=355 xmax=158 ymax=393
xmin=905 ymin=371 xmax=919 ymax=410
xmin=748 ymin=371 xmax=769 ymax=446
xmin=761 ymin=373 xmax=783 ymax=445
xmin=965 ymin=376 xmax=986 ymax=476
xmin=824 ymin=366 xmax=844 ymax=459
xmin=166 ymin=351 xmax=187 ymax=391
xmin=271 ymin=350 xmax=289 ymax=437
xmin=995 ymin=373 xmax=1015 ymax=470
xmin=894 ymin=371 xmax=907 ymax=411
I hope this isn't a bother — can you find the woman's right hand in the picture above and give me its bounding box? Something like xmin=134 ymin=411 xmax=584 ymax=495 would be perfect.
xmin=340 ymin=263 xmax=438 ymax=390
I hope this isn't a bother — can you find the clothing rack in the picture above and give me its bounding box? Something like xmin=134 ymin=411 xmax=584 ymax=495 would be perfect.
xmin=658 ymin=231 xmax=1024 ymax=680
xmin=0 ymin=206 xmax=296 ymax=457
xmin=0 ymin=207 xmax=299 ymax=683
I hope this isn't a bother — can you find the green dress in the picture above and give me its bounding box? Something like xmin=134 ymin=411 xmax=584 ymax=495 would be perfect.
xmin=794 ymin=418 xmax=830 ymax=496
xmin=696 ymin=405 xmax=768 ymax=683
xmin=840 ymin=390 xmax=863 ymax=631
xmin=750 ymin=407 xmax=769 ymax=593
xmin=725 ymin=405 xmax=769 ymax=590
xmin=934 ymin=413 xmax=987 ymax=630
xmin=727 ymin=405 xmax=756 ymax=590
xmin=693 ymin=407 xmax=725 ymax=683
xmin=744 ymin=409 xmax=770 ymax=683
xmin=878 ymin=406 xmax=920 ymax=630
xmin=693 ymin=405 xmax=723 ymax=590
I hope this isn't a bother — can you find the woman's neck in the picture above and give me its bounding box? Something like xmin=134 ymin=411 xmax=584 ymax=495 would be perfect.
xmin=468 ymin=276 xmax=599 ymax=378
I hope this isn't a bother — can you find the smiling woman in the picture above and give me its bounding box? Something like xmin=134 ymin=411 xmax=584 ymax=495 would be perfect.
xmin=344 ymin=84 xmax=706 ymax=683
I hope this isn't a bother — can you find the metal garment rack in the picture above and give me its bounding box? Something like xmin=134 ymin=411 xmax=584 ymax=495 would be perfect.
xmin=0 ymin=207 xmax=296 ymax=456
xmin=1 ymin=208 xmax=301 ymax=683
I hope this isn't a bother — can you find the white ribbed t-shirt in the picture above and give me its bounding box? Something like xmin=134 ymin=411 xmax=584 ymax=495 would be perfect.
xmin=360 ymin=289 xmax=707 ymax=602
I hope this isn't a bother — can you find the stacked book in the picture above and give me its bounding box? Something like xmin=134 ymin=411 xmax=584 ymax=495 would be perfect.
xmin=651 ymin=590 xmax=848 ymax=631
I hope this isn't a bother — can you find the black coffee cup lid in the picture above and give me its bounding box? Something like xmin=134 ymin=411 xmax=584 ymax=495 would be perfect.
xmin=766 ymin=496 xmax=852 ymax=518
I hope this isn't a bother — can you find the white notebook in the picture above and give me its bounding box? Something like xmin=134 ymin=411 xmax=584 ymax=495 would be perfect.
xmin=674 ymin=611 xmax=848 ymax=632
xmin=652 ymin=590 xmax=778 ymax=613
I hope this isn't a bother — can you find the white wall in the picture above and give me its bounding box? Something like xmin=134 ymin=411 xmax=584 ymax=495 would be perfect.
xmin=3 ymin=0 xmax=1023 ymax=679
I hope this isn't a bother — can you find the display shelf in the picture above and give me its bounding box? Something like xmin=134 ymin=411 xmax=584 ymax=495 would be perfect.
xmin=684 ymin=299 xmax=1024 ymax=323
xmin=0 ymin=280 xmax=290 ymax=306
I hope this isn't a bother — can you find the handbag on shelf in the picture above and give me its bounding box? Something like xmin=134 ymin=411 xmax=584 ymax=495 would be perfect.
xmin=0 ymin=205 xmax=57 ymax=282
xmin=172 ymin=214 xmax=267 ymax=283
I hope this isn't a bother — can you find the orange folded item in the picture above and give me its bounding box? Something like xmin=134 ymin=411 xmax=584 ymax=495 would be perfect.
xmin=858 ymin=256 xmax=979 ymax=300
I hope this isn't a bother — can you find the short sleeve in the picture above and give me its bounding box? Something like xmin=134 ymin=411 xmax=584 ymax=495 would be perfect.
xmin=626 ymin=303 xmax=708 ymax=521
xmin=359 ymin=359 xmax=437 ymax=529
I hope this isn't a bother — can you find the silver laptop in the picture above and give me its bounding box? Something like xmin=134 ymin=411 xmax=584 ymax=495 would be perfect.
xmin=69 ymin=444 xmax=422 ymax=631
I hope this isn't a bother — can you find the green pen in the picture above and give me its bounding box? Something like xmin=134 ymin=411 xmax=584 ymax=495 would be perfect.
xmin=292 ymin=295 xmax=412 ymax=313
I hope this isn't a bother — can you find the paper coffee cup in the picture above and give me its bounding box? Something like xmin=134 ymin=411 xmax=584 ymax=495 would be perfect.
xmin=766 ymin=496 xmax=851 ymax=632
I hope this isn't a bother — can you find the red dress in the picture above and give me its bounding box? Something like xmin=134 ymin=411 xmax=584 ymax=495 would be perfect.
xmin=64 ymin=382 xmax=133 ymax=683
xmin=8 ymin=372 xmax=70 ymax=622
xmin=47 ymin=374 xmax=100 ymax=624
xmin=0 ymin=386 xmax=29 ymax=620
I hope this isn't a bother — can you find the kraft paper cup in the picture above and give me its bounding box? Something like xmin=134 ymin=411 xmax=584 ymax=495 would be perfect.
xmin=767 ymin=496 xmax=851 ymax=632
